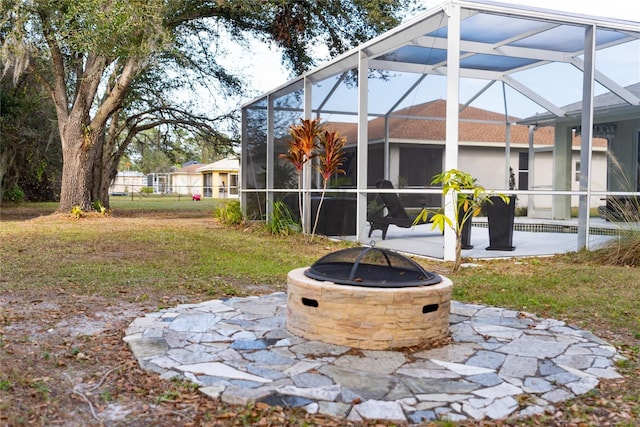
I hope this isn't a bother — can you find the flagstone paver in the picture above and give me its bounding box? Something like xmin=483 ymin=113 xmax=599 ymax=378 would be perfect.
xmin=124 ymin=292 xmax=624 ymax=423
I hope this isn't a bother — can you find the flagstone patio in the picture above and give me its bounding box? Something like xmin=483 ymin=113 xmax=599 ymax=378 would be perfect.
xmin=124 ymin=292 xmax=623 ymax=423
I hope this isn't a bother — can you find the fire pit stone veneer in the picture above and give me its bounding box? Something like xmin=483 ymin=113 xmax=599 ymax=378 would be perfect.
xmin=286 ymin=265 xmax=453 ymax=350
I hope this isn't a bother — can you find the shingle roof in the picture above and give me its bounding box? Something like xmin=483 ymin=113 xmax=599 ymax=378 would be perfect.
xmin=176 ymin=163 xmax=204 ymax=173
xmin=328 ymin=100 xmax=606 ymax=148
xmin=196 ymin=157 xmax=240 ymax=172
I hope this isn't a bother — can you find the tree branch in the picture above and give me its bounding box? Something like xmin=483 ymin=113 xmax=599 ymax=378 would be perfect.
xmin=37 ymin=10 xmax=69 ymax=121
xmin=91 ymin=57 xmax=141 ymax=129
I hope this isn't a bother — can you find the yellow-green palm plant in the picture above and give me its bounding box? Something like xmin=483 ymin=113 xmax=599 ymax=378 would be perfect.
xmin=280 ymin=118 xmax=324 ymax=235
xmin=311 ymin=130 xmax=347 ymax=240
xmin=413 ymin=169 xmax=508 ymax=272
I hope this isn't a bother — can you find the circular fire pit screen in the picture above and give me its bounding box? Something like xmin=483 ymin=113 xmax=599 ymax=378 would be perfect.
xmin=304 ymin=246 xmax=441 ymax=287
xmin=287 ymin=246 xmax=452 ymax=350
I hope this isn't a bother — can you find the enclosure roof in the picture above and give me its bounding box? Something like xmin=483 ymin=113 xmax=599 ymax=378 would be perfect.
xmin=245 ymin=0 xmax=639 ymax=119
xmin=520 ymin=83 xmax=640 ymax=125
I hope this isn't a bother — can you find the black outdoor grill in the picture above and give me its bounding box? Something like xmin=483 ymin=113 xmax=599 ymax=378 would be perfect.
xmin=304 ymin=246 xmax=441 ymax=288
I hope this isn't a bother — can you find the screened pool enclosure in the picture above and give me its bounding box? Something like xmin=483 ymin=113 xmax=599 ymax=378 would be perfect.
xmin=241 ymin=0 xmax=640 ymax=260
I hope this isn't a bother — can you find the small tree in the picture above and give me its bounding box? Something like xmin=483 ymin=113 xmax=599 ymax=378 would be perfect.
xmin=280 ymin=120 xmax=347 ymax=242
xmin=280 ymin=118 xmax=323 ymax=237
xmin=413 ymin=169 xmax=508 ymax=272
xmin=311 ymin=129 xmax=347 ymax=241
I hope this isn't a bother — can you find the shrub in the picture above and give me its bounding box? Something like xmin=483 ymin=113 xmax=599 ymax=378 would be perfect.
xmin=592 ymin=196 xmax=640 ymax=266
xmin=140 ymin=187 xmax=154 ymax=194
xmin=3 ymin=184 xmax=25 ymax=203
xmin=590 ymin=155 xmax=640 ymax=266
xmin=70 ymin=205 xmax=83 ymax=219
xmin=595 ymin=233 xmax=640 ymax=267
xmin=265 ymin=201 xmax=301 ymax=235
xmin=92 ymin=201 xmax=108 ymax=215
xmin=214 ymin=200 xmax=243 ymax=226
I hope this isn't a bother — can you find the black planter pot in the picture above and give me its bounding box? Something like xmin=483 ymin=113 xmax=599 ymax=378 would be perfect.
xmin=486 ymin=196 xmax=516 ymax=251
xmin=459 ymin=206 xmax=473 ymax=250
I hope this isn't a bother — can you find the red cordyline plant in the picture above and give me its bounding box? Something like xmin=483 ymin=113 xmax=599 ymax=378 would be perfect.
xmin=280 ymin=118 xmax=324 ymax=236
xmin=311 ymin=129 xmax=347 ymax=240
xmin=288 ymin=118 xmax=323 ymax=162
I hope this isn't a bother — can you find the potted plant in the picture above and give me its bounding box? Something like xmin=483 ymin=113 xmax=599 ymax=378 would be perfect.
xmin=485 ymin=167 xmax=517 ymax=251
xmin=413 ymin=169 xmax=508 ymax=272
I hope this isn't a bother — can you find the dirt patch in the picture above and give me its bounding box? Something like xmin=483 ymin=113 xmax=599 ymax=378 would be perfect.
xmin=1 ymin=288 xmax=310 ymax=426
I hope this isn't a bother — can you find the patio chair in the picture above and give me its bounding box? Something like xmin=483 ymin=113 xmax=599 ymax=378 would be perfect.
xmin=368 ymin=180 xmax=434 ymax=240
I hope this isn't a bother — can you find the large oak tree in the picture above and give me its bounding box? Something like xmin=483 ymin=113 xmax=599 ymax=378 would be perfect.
xmin=1 ymin=0 xmax=416 ymax=211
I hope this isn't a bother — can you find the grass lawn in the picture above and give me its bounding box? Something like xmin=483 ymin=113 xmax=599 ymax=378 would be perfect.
xmin=0 ymin=201 xmax=639 ymax=426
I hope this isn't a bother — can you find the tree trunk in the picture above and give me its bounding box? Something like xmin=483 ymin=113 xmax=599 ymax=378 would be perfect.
xmin=91 ymin=126 xmax=115 ymax=209
xmin=90 ymin=130 xmax=104 ymax=205
xmin=50 ymin=53 xmax=138 ymax=213
xmin=96 ymin=157 xmax=113 ymax=209
xmin=453 ymin=234 xmax=463 ymax=273
xmin=0 ymin=149 xmax=11 ymax=205
xmin=94 ymin=144 xmax=122 ymax=210
xmin=93 ymin=109 xmax=129 ymax=209
xmin=58 ymin=125 xmax=94 ymax=212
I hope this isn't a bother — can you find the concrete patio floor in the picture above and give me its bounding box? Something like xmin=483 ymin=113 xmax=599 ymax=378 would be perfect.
xmin=342 ymin=217 xmax=626 ymax=260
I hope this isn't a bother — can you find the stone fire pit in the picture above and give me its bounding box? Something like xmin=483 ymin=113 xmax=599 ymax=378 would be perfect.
xmin=286 ymin=247 xmax=453 ymax=350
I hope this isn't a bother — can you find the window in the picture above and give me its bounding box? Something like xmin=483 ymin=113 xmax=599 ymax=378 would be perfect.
xmin=230 ymin=174 xmax=239 ymax=195
xmin=203 ymin=173 xmax=213 ymax=197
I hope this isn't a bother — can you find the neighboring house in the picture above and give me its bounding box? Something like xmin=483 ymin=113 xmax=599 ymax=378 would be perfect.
xmin=521 ymin=82 xmax=640 ymax=219
xmin=109 ymin=171 xmax=146 ymax=195
xmin=197 ymin=157 xmax=240 ymax=198
xmin=109 ymin=159 xmax=240 ymax=198
xmin=170 ymin=162 xmax=204 ymax=196
xmin=146 ymin=173 xmax=171 ymax=194
xmin=330 ymin=99 xmax=608 ymax=214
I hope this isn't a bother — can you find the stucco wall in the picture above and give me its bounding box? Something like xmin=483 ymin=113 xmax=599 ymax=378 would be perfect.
xmin=109 ymin=173 xmax=145 ymax=194
xmin=458 ymin=145 xmax=608 ymax=210
xmin=171 ymin=174 xmax=203 ymax=195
